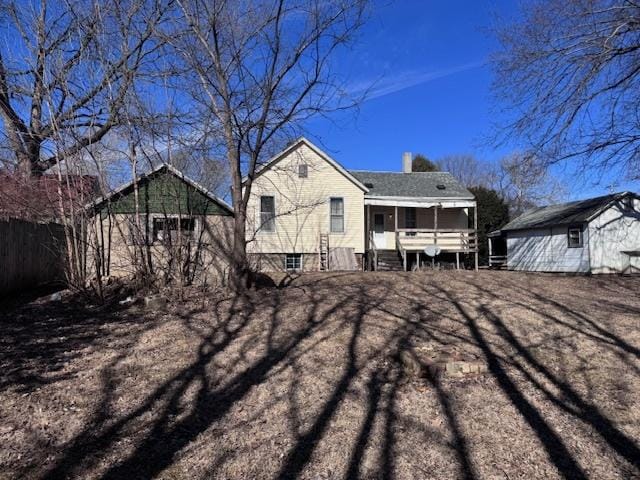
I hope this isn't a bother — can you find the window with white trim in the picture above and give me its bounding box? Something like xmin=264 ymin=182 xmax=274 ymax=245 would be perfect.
xmin=567 ymin=226 xmax=583 ymax=248
xmin=298 ymin=164 xmax=308 ymax=178
xmin=330 ymin=197 xmax=344 ymax=233
xmin=152 ymin=217 xmax=196 ymax=243
xmin=260 ymin=196 xmax=276 ymax=232
xmin=285 ymin=253 xmax=302 ymax=271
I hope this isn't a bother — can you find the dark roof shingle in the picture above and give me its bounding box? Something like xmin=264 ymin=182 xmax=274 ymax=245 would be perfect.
xmin=501 ymin=191 xmax=636 ymax=231
xmin=349 ymin=170 xmax=473 ymax=198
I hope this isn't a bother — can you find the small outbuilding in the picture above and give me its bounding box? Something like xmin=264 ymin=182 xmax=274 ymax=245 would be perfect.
xmin=86 ymin=164 xmax=234 ymax=286
xmin=488 ymin=191 xmax=640 ymax=274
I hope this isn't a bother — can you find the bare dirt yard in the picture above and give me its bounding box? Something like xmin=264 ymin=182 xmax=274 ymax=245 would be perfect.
xmin=1 ymin=271 xmax=640 ymax=480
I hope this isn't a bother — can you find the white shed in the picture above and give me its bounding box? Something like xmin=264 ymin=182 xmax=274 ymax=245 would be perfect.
xmin=489 ymin=192 xmax=640 ymax=274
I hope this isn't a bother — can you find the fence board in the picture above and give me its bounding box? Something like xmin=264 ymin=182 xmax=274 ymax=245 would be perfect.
xmin=0 ymin=219 xmax=66 ymax=296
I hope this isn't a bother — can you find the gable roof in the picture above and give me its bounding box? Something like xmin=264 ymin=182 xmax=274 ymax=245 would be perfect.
xmin=349 ymin=170 xmax=474 ymax=199
xmin=245 ymin=137 xmax=369 ymax=192
xmin=501 ymin=191 xmax=637 ymax=232
xmin=88 ymin=163 xmax=233 ymax=215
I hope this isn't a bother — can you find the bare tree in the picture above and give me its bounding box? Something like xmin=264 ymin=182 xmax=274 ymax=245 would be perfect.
xmin=492 ymin=0 xmax=640 ymax=180
xmin=0 ymin=0 xmax=170 ymax=176
xmin=168 ymin=0 xmax=368 ymax=288
xmin=437 ymin=154 xmax=494 ymax=188
xmin=497 ymin=152 xmax=566 ymax=216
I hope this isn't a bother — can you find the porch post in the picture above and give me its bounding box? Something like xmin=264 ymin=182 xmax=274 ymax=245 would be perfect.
xmin=456 ymin=252 xmax=460 ymax=270
xmin=365 ymin=204 xmax=369 ymax=250
xmin=473 ymin=205 xmax=479 ymax=271
xmin=394 ymin=205 xmax=398 ymax=250
xmin=434 ymin=204 xmax=438 ymax=245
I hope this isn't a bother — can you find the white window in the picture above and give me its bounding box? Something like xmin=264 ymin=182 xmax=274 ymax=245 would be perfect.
xmin=567 ymin=226 xmax=583 ymax=248
xmin=152 ymin=217 xmax=196 ymax=242
xmin=260 ymin=196 xmax=276 ymax=232
xmin=285 ymin=253 xmax=302 ymax=271
xmin=330 ymin=197 xmax=344 ymax=233
xmin=298 ymin=164 xmax=308 ymax=178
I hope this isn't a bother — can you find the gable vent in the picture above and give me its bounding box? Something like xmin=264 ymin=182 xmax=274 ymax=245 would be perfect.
xmin=436 ymin=184 xmax=446 ymax=190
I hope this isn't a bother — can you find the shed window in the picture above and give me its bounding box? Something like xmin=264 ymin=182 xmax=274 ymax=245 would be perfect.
xmin=298 ymin=164 xmax=308 ymax=178
xmin=260 ymin=196 xmax=276 ymax=232
xmin=330 ymin=197 xmax=344 ymax=233
xmin=567 ymin=226 xmax=583 ymax=248
xmin=285 ymin=253 xmax=302 ymax=271
xmin=153 ymin=217 xmax=195 ymax=242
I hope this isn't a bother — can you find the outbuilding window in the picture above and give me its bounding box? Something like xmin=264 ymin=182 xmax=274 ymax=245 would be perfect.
xmin=285 ymin=253 xmax=302 ymax=271
xmin=567 ymin=226 xmax=583 ymax=248
xmin=260 ymin=196 xmax=276 ymax=232
xmin=153 ymin=217 xmax=196 ymax=242
xmin=330 ymin=197 xmax=344 ymax=233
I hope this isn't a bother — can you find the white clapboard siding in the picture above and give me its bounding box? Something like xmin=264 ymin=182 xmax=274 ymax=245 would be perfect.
xmin=589 ymin=198 xmax=640 ymax=274
xmin=246 ymin=142 xmax=365 ymax=254
xmin=507 ymin=226 xmax=591 ymax=273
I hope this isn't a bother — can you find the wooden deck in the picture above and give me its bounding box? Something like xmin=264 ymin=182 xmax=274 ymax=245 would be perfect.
xmin=396 ymin=228 xmax=478 ymax=253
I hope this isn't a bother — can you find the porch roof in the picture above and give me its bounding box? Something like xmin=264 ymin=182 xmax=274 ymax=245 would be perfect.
xmin=364 ymin=196 xmax=475 ymax=208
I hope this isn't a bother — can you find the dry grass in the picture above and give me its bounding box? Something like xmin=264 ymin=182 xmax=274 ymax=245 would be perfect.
xmin=1 ymin=271 xmax=639 ymax=479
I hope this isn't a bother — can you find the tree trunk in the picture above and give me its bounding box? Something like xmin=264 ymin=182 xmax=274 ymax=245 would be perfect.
xmin=230 ymin=195 xmax=250 ymax=290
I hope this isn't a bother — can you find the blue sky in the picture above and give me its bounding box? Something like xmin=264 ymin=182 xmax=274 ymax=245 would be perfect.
xmin=305 ymin=0 xmax=635 ymax=198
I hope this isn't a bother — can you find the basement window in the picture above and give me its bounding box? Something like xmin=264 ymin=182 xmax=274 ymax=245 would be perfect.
xmin=285 ymin=253 xmax=302 ymax=271
xmin=567 ymin=226 xmax=583 ymax=248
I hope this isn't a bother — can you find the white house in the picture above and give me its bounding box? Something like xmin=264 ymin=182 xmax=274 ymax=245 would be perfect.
xmin=244 ymin=138 xmax=478 ymax=272
xmin=489 ymin=192 xmax=640 ymax=274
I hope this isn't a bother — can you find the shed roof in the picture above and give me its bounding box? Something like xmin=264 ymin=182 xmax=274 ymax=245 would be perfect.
xmin=501 ymin=191 xmax=637 ymax=232
xmin=349 ymin=170 xmax=474 ymax=199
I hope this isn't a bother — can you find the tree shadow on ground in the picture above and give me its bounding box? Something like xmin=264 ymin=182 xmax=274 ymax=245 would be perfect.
xmin=0 ymin=291 xmax=150 ymax=394
xmin=5 ymin=272 xmax=640 ymax=479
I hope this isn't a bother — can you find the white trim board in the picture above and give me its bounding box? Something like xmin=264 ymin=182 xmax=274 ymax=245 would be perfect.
xmin=364 ymin=197 xmax=476 ymax=208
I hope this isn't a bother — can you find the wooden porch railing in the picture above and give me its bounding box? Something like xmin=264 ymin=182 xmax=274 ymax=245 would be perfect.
xmin=395 ymin=228 xmax=478 ymax=252
xmin=489 ymin=255 xmax=507 ymax=268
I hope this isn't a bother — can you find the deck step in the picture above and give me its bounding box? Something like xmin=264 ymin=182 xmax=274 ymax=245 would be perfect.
xmin=374 ymin=250 xmax=403 ymax=271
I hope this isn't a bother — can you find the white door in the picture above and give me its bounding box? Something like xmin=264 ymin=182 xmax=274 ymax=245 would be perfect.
xmin=373 ymin=213 xmax=386 ymax=249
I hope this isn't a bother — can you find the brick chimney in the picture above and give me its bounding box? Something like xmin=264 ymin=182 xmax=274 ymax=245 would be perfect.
xmin=402 ymin=152 xmax=412 ymax=173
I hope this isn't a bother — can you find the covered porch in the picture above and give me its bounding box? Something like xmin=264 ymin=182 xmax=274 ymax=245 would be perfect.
xmin=365 ymin=198 xmax=478 ymax=271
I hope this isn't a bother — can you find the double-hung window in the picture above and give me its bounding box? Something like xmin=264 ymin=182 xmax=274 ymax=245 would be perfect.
xmin=567 ymin=226 xmax=583 ymax=248
xmin=260 ymin=196 xmax=276 ymax=232
xmin=330 ymin=197 xmax=344 ymax=233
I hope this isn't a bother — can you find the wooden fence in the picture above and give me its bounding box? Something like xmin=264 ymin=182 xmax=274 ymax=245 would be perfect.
xmin=0 ymin=219 xmax=66 ymax=296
